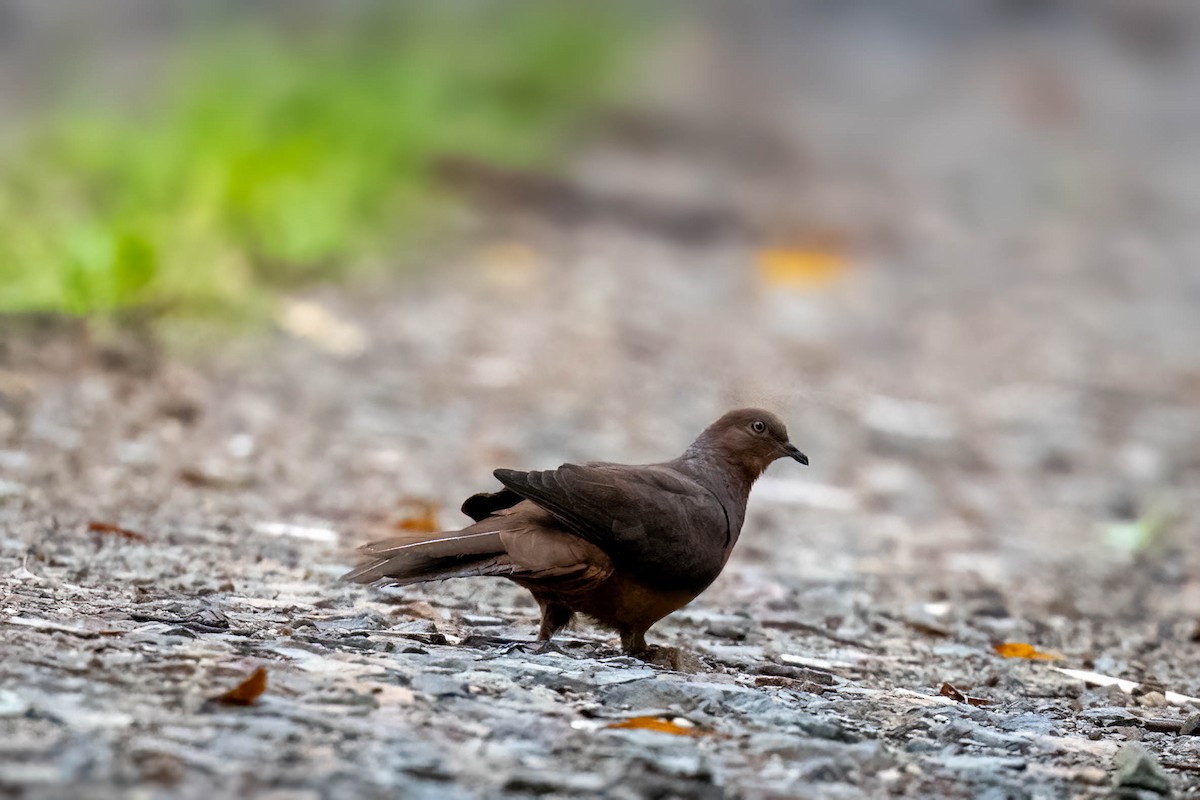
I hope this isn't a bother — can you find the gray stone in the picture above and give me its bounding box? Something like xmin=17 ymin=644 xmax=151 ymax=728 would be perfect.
xmin=748 ymin=733 xmax=847 ymax=761
xmin=504 ymin=771 xmax=608 ymax=794
xmin=0 ymin=689 xmax=30 ymax=717
xmin=1112 ymin=743 xmax=1172 ymax=795
xmin=941 ymin=755 xmax=1027 ymax=773
xmin=462 ymin=671 xmax=516 ymax=695
xmin=312 ymin=611 xmax=390 ymax=631
xmin=588 ymin=667 xmax=659 ymax=686
xmin=996 ymin=712 xmax=1057 ymax=736
xmin=599 ymin=678 xmax=700 ymax=710
xmin=409 ymin=673 xmax=468 ymax=698
xmin=756 ymin=663 xmax=837 ymax=685
xmin=0 ymin=479 xmax=26 ymax=500
xmin=1080 ymin=707 xmax=1140 ymax=726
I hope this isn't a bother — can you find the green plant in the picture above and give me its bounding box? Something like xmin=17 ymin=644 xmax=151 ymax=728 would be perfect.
xmin=0 ymin=6 xmax=636 ymax=320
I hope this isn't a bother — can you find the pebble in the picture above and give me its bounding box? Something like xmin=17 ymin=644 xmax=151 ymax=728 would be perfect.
xmin=0 ymin=689 xmax=29 ymax=717
xmin=410 ymin=673 xmax=468 ymax=698
xmin=1112 ymin=743 xmax=1172 ymax=795
xmin=1137 ymin=691 xmax=1167 ymax=708
xmin=0 ymin=479 xmax=25 ymax=499
xmin=940 ymin=755 xmax=1027 ymax=773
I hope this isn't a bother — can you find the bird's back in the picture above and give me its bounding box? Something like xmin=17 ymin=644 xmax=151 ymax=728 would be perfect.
xmin=493 ymin=460 xmax=733 ymax=591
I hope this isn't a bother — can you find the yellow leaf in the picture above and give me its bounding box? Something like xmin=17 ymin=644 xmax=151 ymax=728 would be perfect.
xmin=756 ymin=248 xmax=847 ymax=289
xmin=606 ymin=716 xmax=708 ymax=737
xmin=992 ymin=642 xmax=1063 ymax=661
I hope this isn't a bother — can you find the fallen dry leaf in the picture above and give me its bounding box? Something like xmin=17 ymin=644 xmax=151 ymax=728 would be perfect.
xmin=756 ymin=247 xmax=848 ymax=289
xmin=87 ymin=521 xmax=148 ymax=543
xmin=993 ymin=642 xmax=1063 ymax=661
xmin=606 ymin=716 xmax=708 ymax=737
xmin=939 ymin=682 xmax=993 ymax=706
xmin=394 ymin=499 xmax=441 ymax=533
xmin=213 ymin=667 xmax=267 ymax=706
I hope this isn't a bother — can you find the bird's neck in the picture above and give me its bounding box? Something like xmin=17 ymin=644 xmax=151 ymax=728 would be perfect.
xmin=678 ymin=441 xmax=761 ymax=505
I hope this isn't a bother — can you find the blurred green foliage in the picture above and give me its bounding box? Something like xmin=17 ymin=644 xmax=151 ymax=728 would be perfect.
xmin=0 ymin=6 xmax=635 ymax=319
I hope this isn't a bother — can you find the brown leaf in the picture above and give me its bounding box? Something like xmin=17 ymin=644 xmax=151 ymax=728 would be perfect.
xmin=940 ymin=682 xmax=992 ymax=706
xmin=993 ymin=642 xmax=1063 ymax=661
xmin=939 ymin=682 xmax=966 ymax=702
xmin=213 ymin=667 xmax=267 ymax=706
xmin=87 ymin=521 xmax=148 ymax=543
xmin=606 ymin=716 xmax=708 ymax=737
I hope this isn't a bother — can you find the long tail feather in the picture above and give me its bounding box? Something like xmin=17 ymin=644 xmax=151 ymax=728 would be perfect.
xmin=354 ymin=555 xmax=517 ymax=587
xmin=358 ymin=530 xmax=503 ymax=560
xmin=343 ymin=525 xmax=508 ymax=585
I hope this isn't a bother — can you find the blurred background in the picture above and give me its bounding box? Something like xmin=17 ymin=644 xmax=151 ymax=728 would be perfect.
xmin=3 ymin=0 xmax=1200 ymax=628
xmin=1 ymin=1 xmax=1200 ymax=792
xmin=1 ymin=0 xmax=1199 ymax=637
xmin=0 ymin=1 xmax=643 ymax=318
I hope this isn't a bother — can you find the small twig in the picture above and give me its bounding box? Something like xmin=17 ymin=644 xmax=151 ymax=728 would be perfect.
xmin=1140 ymin=718 xmax=1183 ymax=734
xmin=87 ymin=520 xmax=148 ymax=543
xmin=6 ymin=615 xmax=121 ymax=638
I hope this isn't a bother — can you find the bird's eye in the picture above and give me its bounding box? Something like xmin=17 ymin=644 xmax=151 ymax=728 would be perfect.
xmin=751 ymin=420 xmax=767 ymax=434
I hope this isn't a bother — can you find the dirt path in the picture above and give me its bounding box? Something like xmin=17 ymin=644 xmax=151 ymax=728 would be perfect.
xmin=3 ymin=7 xmax=1200 ymax=798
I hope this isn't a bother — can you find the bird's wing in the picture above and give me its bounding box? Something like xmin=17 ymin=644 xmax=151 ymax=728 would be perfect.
xmin=492 ymin=462 xmax=729 ymax=587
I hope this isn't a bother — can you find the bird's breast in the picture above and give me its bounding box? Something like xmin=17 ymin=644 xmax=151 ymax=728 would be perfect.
xmin=569 ymin=572 xmax=702 ymax=633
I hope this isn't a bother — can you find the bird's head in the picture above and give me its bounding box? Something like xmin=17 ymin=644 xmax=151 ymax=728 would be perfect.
xmin=692 ymin=408 xmax=808 ymax=481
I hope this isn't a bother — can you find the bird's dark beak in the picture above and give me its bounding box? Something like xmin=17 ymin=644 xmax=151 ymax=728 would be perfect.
xmin=782 ymin=443 xmax=809 ymax=465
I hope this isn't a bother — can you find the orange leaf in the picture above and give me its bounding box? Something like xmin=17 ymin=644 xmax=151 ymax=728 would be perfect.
xmin=87 ymin=521 xmax=148 ymax=543
xmin=606 ymin=716 xmax=708 ymax=737
xmin=214 ymin=667 xmax=267 ymax=706
xmin=992 ymin=642 xmax=1063 ymax=661
xmin=394 ymin=499 xmax=440 ymax=533
xmin=756 ymin=248 xmax=847 ymax=289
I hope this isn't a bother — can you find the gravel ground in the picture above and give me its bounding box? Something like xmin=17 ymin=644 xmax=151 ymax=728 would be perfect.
xmin=3 ymin=5 xmax=1200 ymax=799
